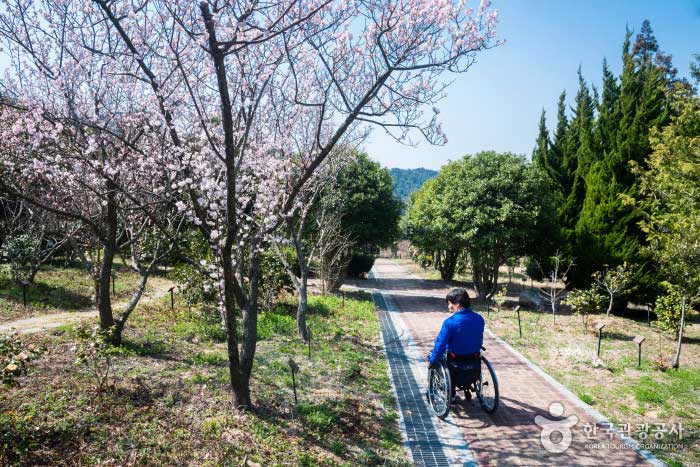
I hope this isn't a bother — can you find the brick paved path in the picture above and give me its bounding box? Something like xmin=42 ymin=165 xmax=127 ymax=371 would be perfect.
xmin=367 ymin=258 xmax=661 ymax=467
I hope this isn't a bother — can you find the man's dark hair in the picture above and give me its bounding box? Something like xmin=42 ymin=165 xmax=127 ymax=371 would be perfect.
xmin=446 ymin=288 xmax=471 ymax=308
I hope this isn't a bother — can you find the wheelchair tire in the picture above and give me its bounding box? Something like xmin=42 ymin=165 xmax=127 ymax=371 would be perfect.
xmin=476 ymin=356 xmax=499 ymax=414
xmin=428 ymin=361 xmax=452 ymax=419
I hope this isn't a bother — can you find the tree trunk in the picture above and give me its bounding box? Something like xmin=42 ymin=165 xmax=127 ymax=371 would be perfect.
xmin=98 ymin=185 xmax=118 ymax=335
xmin=239 ymin=249 xmax=260 ymax=407
xmin=472 ymin=255 xmax=499 ymax=299
xmin=221 ymin=253 xmax=247 ymax=408
xmin=671 ymin=292 xmax=687 ymax=369
xmin=606 ymin=293 xmax=614 ymax=316
xmin=438 ymin=249 xmax=458 ymax=281
xmin=113 ymin=270 xmax=150 ymax=346
xmin=297 ymin=271 xmax=309 ymax=343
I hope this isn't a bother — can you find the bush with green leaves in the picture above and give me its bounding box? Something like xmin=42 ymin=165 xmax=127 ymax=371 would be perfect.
xmin=408 ymin=246 xmax=433 ymax=269
xmin=346 ymin=252 xmax=375 ymax=278
xmin=173 ymin=263 xmax=218 ymax=308
xmin=259 ymin=248 xmax=295 ymax=308
xmin=564 ymin=288 xmax=605 ymax=331
xmin=172 ymin=230 xmax=218 ymax=308
xmin=0 ymin=234 xmax=39 ymax=283
xmin=1 ymin=333 xmax=44 ymax=387
xmin=72 ymin=325 xmax=121 ymax=392
xmin=655 ymin=284 xmax=684 ymax=334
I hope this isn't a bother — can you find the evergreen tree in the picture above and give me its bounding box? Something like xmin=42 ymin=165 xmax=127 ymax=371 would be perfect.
xmin=560 ymin=68 xmax=595 ymax=244
xmin=572 ymin=22 xmax=670 ymax=295
xmin=532 ymin=109 xmax=551 ymax=174
xmin=549 ymin=91 xmax=569 ymax=190
xmin=690 ymin=54 xmax=700 ymax=86
xmin=594 ymin=59 xmax=621 ymax=157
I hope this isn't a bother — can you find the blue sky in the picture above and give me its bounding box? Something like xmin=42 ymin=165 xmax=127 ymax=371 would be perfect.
xmin=365 ymin=0 xmax=700 ymax=170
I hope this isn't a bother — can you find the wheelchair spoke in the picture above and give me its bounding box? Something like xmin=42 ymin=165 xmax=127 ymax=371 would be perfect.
xmin=476 ymin=356 xmax=499 ymax=414
xmin=428 ymin=362 xmax=451 ymax=419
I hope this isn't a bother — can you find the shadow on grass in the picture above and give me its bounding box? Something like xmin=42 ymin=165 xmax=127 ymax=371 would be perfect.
xmin=602 ymin=331 xmax=636 ymax=342
xmin=0 ymin=411 xmax=86 ymax=466
xmin=252 ymin=397 xmax=401 ymax=466
xmin=0 ymin=278 xmax=93 ymax=310
xmin=121 ymin=338 xmax=173 ymax=359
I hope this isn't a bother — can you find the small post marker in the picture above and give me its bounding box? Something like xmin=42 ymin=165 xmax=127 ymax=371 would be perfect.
xmin=485 ymin=293 xmax=492 ymax=316
xmin=288 ymin=358 xmax=299 ymax=405
xmin=634 ymin=335 xmax=645 ymax=367
xmin=306 ymin=325 xmax=313 ymax=359
xmin=596 ymin=322 xmax=606 ymax=357
xmin=168 ymin=286 xmax=176 ymax=311
xmin=515 ymin=305 xmax=522 ymax=338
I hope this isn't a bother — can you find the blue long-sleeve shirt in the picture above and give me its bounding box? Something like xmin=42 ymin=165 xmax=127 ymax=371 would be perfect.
xmin=429 ymin=307 xmax=484 ymax=366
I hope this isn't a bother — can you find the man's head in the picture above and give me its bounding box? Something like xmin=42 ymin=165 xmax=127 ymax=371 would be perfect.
xmin=446 ymin=288 xmax=471 ymax=312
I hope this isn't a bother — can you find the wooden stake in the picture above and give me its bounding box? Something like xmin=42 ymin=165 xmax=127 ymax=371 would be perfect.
xmin=596 ymin=322 xmax=606 ymax=357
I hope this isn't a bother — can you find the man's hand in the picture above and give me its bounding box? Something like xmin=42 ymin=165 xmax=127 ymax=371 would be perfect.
xmin=425 ymin=353 xmax=437 ymax=369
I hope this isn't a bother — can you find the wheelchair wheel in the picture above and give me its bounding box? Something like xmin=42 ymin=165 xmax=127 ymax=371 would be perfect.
xmin=476 ymin=356 xmax=499 ymax=413
xmin=428 ymin=361 xmax=451 ymax=419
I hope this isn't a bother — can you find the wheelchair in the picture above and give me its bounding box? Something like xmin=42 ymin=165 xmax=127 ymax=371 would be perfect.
xmin=427 ymin=346 xmax=499 ymax=419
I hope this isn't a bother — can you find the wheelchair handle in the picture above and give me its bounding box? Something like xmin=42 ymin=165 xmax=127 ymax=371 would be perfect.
xmin=481 ymin=346 xmax=486 ymax=351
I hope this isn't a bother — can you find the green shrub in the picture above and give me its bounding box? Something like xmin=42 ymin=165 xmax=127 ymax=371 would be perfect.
xmin=72 ymin=325 xmax=121 ymax=392
xmin=0 ymin=234 xmax=40 ymax=283
xmin=172 ymin=229 xmax=218 ymax=307
xmin=346 ymin=253 xmax=375 ymax=278
xmin=564 ymin=288 xmax=604 ymax=331
xmin=259 ymin=248 xmax=295 ymax=308
xmin=655 ymin=284 xmax=683 ymax=334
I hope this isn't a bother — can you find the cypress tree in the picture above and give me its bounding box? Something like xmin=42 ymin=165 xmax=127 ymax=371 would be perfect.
xmin=595 ymin=59 xmax=621 ymax=157
xmin=532 ymin=109 xmax=553 ymax=177
xmin=573 ymin=22 xmax=671 ymax=296
xmin=549 ymin=91 xmax=568 ymax=191
xmin=560 ymin=68 xmax=595 ymax=241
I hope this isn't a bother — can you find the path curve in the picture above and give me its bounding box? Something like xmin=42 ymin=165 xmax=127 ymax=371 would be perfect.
xmin=0 ymin=278 xmax=175 ymax=335
xmin=361 ymin=258 xmax=663 ymax=467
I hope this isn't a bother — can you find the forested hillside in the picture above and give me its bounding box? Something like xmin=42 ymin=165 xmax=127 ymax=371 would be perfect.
xmin=389 ymin=168 xmax=438 ymax=202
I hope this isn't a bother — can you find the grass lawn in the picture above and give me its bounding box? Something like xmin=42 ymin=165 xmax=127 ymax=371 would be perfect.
xmin=0 ymin=262 xmax=173 ymax=323
xmin=0 ymin=287 xmax=408 ymax=466
xmin=405 ymin=259 xmax=700 ymax=467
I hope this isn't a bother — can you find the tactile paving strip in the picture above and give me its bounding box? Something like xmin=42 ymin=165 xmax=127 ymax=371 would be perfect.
xmin=373 ymin=291 xmax=451 ymax=467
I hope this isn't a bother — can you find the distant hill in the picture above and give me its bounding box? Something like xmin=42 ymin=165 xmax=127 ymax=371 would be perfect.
xmin=390 ymin=168 xmax=438 ymax=203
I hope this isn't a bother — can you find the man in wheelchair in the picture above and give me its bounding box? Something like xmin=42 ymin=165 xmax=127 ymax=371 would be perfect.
xmin=426 ymin=288 xmax=484 ymax=402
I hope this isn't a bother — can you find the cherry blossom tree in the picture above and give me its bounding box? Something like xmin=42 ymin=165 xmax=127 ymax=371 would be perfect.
xmin=0 ymin=2 xmax=182 ymax=343
xmin=272 ymin=150 xmax=348 ymax=342
xmin=0 ymin=0 xmax=500 ymax=408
